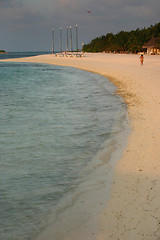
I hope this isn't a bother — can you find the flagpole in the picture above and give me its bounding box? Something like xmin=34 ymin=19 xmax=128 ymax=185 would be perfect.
xmin=70 ymin=26 xmax=73 ymax=52
xmin=76 ymin=25 xmax=78 ymax=52
xmin=52 ymin=29 xmax=54 ymax=54
xmin=60 ymin=27 xmax=62 ymax=53
xmin=66 ymin=27 xmax=69 ymax=52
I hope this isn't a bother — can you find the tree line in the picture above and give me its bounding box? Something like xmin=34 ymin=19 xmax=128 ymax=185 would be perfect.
xmin=82 ymin=22 xmax=160 ymax=53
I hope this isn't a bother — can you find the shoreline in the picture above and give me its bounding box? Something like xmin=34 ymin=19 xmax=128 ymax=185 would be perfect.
xmin=1 ymin=53 xmax=160 ymax=239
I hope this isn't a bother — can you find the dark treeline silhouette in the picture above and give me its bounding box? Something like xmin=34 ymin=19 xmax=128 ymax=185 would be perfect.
xmin=82 ymin=23 xmax=160 ymax=53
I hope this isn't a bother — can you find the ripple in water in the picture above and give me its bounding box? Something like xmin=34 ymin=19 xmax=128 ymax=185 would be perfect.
xmin=0 ymin=62 xmax=127 ymax=240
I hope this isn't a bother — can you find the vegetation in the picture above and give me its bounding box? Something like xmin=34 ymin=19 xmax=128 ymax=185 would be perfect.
xmin=0 ymin=50 xmax=6 ymax=53
xmin=82 ymin=22 xmax=160 ymax=53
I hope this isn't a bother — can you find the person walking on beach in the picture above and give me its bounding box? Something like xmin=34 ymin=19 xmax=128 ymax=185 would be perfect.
xmin=140 ymin=54 xmax=144 ymax=66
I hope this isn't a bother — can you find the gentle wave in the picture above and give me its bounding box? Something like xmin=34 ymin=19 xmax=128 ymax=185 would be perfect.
xmin=0 ymin=61 xmax=128 ymax=240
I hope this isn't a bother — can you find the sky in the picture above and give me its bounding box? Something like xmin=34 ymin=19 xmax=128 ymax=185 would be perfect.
xmin=0 ymin=0 xmax=159 ymax=52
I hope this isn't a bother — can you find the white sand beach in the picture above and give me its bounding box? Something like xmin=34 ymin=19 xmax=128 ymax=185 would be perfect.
xmin=1 ymin=53 xmax=160 ymax=239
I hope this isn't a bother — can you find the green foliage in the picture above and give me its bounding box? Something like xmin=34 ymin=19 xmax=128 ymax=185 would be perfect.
xmin=0 ymin=50 xmax=6 ymax=53
xmin=82 ymin=23 xmax=160 ymax=53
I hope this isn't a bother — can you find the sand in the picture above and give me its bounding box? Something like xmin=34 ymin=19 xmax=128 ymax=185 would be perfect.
xmin=1 ymin=53 xmax=160 ymax=239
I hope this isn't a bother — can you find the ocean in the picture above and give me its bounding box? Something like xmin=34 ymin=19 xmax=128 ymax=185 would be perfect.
xmin=0 ymin=52 xmax=50 ymax=60
xmin=0 ymin=53 xmax=128 ymax=240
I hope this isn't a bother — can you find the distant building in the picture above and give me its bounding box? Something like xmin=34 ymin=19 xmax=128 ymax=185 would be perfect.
xmin=143 ymin=37 xmax=160 ymax=55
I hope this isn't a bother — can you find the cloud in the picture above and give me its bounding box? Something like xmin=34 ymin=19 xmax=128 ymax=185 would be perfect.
xmin=1 ymin=0 xmax=159 ymax=24
xmin=0 ymin=0 xmax=24 ymax=8
xmin=0 ymin=0 xmax=49 ymax=29
xmin=0 ymin=0 xmax=159 ymax=51
xmin=122 ymin=5 xmax=154 ymax=19
xmin=46 ymin=0 xmax=158 ymax=27
xmin=1 ymin=0 xmax=158 ymax=29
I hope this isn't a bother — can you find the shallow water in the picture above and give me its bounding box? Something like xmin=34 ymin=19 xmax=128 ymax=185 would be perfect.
xmin=0 ymin=51 xmax=50 ymax=60
xmin=0 ymin=61 xmax=128 ymax=240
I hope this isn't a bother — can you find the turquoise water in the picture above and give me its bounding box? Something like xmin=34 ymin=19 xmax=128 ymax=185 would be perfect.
xmin=0 ymin=61 xmax=127 ymax=240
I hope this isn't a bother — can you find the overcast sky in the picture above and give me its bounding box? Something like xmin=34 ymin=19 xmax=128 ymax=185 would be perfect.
xmin=0 ymin=0 xmax=159 ymax=51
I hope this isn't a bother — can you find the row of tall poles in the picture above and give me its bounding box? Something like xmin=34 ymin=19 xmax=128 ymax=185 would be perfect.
xmin=52 ymin=25 xmax=79 ymax=54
